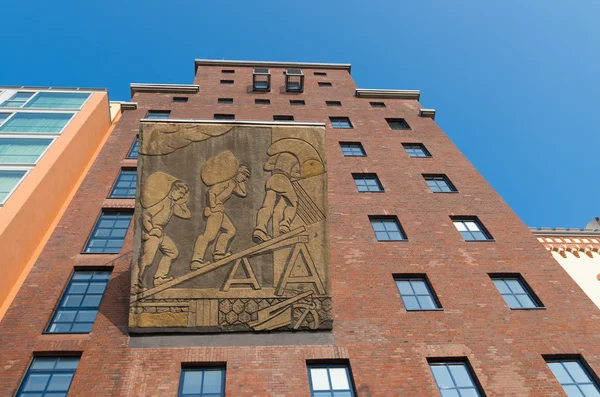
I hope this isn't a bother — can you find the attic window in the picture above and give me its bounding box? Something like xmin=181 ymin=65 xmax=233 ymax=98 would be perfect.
xmin=285 ymin=69 xmax=304 ymax=92
xmin=253 ymin=68 xmax=271 ymax=91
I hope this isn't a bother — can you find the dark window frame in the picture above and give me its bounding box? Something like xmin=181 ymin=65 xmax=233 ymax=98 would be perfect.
xmin=313 ymin=72 xmax=328 ymax=76
xmin=329 ymin=117 xmax=353 ymax=129
xmin=82 ymin=210 xmax=133 ymax=254
xmin=16 ymin=356 xmax=81 ymax=397
xmin=126 ymin=137 xmax=139 ymax=159
xmin=109 ymin=168 xmax=137 ymax=199
xmin=220 ymin=80 xmax=234 ymax=85
xmin=318 ymin=82 xmax=333 ymax=87
xmin=403 ymin=143 xmax=431 ymax=158
xmin=306 ymin=362 xmax=357 ymax=397
xmin=451 ymin=216 xmax=494 ymax=242
xmin=285 ymin=69 xmax=305 ymax=92
xmin=544 ymin=355 xmax=600 ymax=397
xmin=352 ymin=173 xmax=384 ymax=193
xmin=178 ymin=366 xmax=226 ymax=397
xmin=254 ymin=99 xmax=270 ymax=105
xmin=423 ymin=174 xmax=458 ymax=193
xmin=339 ymin=142 xmax=366 ymax=157
xmin=221 ymin=69 xmax=235 ymax=74
xmin=326 ymin=101 xmax=342 ymax=107
xmin=428 ymin=358 xmax=487 ymax=397
xmin=490 ymin=273 xmax=545 ymax=310
xmin=386 ymin=118 xmax=411 ymax=130
xmin=252 ymin=68 xmax=271 ymax=92
xmin=368 ymin=215 xmax=407 ymax=242
xmin=217 ymin=98 xmax=233 ymax=104
xmin=394 ymin=274 xmax=443 ymax=311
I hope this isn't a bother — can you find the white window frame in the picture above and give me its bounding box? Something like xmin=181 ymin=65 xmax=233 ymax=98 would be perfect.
xmin=0 ymin=167 xmax=32 ymax=205
xmin=0 ymin=90 xmax=92 ymax=111
xmin=0 ymin=111 xmax=76 ymax=136
xmin=0 ymin=136 xmax=57 ymax=166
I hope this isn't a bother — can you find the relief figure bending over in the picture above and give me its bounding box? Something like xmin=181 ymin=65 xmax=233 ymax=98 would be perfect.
xmin=191 ymin=151 xmax=251 ymax=270
xmin=136 ymin=172 xmax=191 ymax=289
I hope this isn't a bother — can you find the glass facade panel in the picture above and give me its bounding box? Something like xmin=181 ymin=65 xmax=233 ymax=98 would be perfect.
xmin=0 ymin=113 xmax=73 ymax=134
xmin=0 ymin=137 xmax=52 ymax=164
xmin=24 ymin=92 xmax=89 ymax=109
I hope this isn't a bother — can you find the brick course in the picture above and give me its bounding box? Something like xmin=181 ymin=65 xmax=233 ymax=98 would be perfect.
xmin=1 ymin=62 xmax=599 ymax=396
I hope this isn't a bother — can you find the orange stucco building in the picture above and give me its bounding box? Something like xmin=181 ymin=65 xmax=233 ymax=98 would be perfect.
xmin=0 ymin=87 xmax=135 ymax=320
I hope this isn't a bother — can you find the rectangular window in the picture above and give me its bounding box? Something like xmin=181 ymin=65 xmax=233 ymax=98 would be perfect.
xmin=318 ymin=82 xmax=333 ymax=87
xmin=109 ymin=169 xmax=137 ymax=198
xmin=547 ymin=358 xmax=600 ymax=396
xmin=24 ymin=92 xmax=90 ymax=110
xmin=173 ymin=97 xmax=189 ymax=103
xmin=214 ymin=114 xmax=235 ymax=120
xmin=220 ymin=80 xmax=234 ymax=85
xmin=340 ymin=142 xmax=366 ymax=157
xmin=386 ymin=118 xmax=411 ymax=130
xmin=424 ymin=174 xmax=457 ymax=193
xmin=46 ymin=270 xmax=111 ymax=333
xmin=452 ymin=217 xmax=493 ymax=241
xmin=217 ymin=98 xmax=233 ymax=104
xmin=253 ymin=68 xmax=271 ymax=91
xmin=0 ymin=112 xmax=73 ymax=134
xmin=1 ymin=92 xmax=34 ymax=108
xmin=370 ymin=101 xmax=386 ymax=108
xmin=326 ymin=101 xmax=342 ymax=107
xmin=307 ymin=364 xmax=356 ymax=397
xmin=403 ymin=143 xmax=431 ymax=158
xmin=0 ymin=113 xmax=10 ymax=125
xmin=0 ymin=169 xmax=27 ymax=204
xmin=290 ymin=100 xmax=305 ymax=106
xmin=285 ymin=69 xmax=304 ymax=92
xmin=16 ymin=356 xmax=80 ymax=397
xmin=127 ymin=138 xmax=139 ymax=159
xmin=369 ymin=216 xmax=406 ymax=241
xmin=329 ymin=117 xmax=352 ymax=129
xmin=83 ymin=211 xmax=133 ymax=253
xmin=273 ymin=115 xmax=294 ymax=121
xmin=314 ymin=72 xmax=327 ymax=76
xmin=353 ymin=173 xmax=383 ymax=192
xmin=395 ymin=276 xmax=441 ymax=310
xmin=491 ymin=276 xmax=542 ymax=309
xmin=146 ymin=110 xmax=170 ymax=119
xmin=221 ymin=69 xmax=235 ymax=74
xmin=0 ymin=137 xmax=53 ymax=164
xmin=429 ymin=361 xmax=484 ymax=397
xmin=255 ymin=99 xmax=270 ymax=105
xmin=179 ymin=367 xmax=226 ymax=397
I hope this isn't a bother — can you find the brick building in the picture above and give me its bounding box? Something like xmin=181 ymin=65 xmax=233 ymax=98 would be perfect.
xmin=1 ymin=60 xmax=599 ymax=396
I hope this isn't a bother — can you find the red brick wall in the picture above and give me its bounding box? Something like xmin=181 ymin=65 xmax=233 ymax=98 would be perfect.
xmin=1 ymin=63 xmax=599 ymax=396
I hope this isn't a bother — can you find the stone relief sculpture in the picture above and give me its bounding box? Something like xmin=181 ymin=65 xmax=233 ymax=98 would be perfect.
xmin=191 ymin=151 xmax=251 ymax=269
xmin=129 ymin=122 xmax=331 ymax=333
xmin=133 ymin=172 xmax=191 ymax=290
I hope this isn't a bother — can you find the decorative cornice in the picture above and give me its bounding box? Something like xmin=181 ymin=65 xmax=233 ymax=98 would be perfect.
xmin=355 ymin=89 xmax=420 ymax=100
xmin=530 ymin=227 xmax=600 ymax=237
xmin=111 ymin=101 xmax=138 ymax=111
xmin=140 ymin=119 xmax=326 ymax=127
xmin=419 ymin=109 xmax=436 ymax=120
xmin=0 ymin=86 xmax=107 ymax=92
xmin=195 ymin=59 xmax=351 ymax=73
xmin=130 ymin=84 xmax=200 ymax=96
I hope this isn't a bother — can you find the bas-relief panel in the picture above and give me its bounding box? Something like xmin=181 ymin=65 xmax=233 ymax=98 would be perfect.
xmin=129 ymin=122 xmax=331 ymax=333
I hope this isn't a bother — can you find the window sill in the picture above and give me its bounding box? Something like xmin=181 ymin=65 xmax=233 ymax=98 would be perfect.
xmin=510 ymin=307 xmax=547 ymax=311
xmin=406 ymin=308 xmax=444 ymax=312
xmin=463 ymin=239 xmax=496 ymax=243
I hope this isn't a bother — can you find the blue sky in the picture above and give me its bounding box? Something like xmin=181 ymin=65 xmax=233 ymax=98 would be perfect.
xmin=2 ymin=0 xmax=598 ymax=228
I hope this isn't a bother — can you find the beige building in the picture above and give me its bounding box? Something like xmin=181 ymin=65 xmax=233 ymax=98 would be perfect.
xmin=531 ymin=217 xmax=600 ymax=309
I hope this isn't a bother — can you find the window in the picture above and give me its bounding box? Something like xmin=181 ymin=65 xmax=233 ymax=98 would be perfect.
xmin=0 ymin=113 xmax=73 ymax=134
xmin=16 ymin=356 xmax=80 ymax=397
xmin=424 ymin=175 xmax=457 ymax=193
xmin=0 ymin=137 xmax=53 ymax=164
xmin=217 ymin=98 xmax=233 ymax=104
xmin=452 ymin=217 xmax=493 ymax=241
xmin=24 ymin=92 xmax=89 ymax=109
xmin=403 ymin=143 xmax=431 ymax=158
xmin=214 ymin=114 xmax=235 ymax=120
xmin=329 ymin=117 xmax=352 ymax=129
xmin=290 ymin=100 xmax=305 ymax=106
xmin=109 ymin=169 xmax=137 ymax=198
xmin=0 ymin=113 xmax=10 ymax=125
xmin=386 ymin=118 xmax=411 ymax=130
xmin=326 ymin=101 xmax=342 ymax=107
xmin=547 ymin=358 xmax=600 ymax=397
xmin=253 ymin=67 xmax=271 ymax=91
xmin=285 ymin=69 xmax=304 ymax=92
xmin=146 ymin=110 xmax=170 ymax=119
xmin=173 ymin=97 xmax=189 ymax=103
xmin=353 ymin=173 xmax=383 ymax=192
xmin=127 ymin=138 xmax=139 ymax=159
xmin=221 ymin=69 xmax=235 ymax=74
xmin=179 ymin=367 xmax=225 ymax=397
xmin=318 ymin=82 xmax=333 ymax=87
xmin=220 ymin=80 xmax=234 ymax=85
xmin=83 ymin=211 xmax=132 ymax=253
xmin=395 ymin=277 xmax=441 ymax=310
xmin=491 ymin=276 xmax=542 ymax=309
xmin=370 ymin=101 xmax=386 ymax=108
xmin=429 ymin=361 xmax=484 ymax=397
xmin=273 ymin=115 xmax=294 ymax=121
xmin=314 ymin=72 xmax=327 ymax=76
xmin=255 ymin=99 xmax=270 ymax=105
xmin=369 ymin=216 xmax=406 ymax=241
xmin=307 ymin=364 xmax=356 ymax=397
xmin=0 ymin=170 xmax=27 ymax=204
xmin=1 ymin=92 xmax=34 ymax=108
xmin=46 ymin=270 xmax=111 ymax=333
xmin=340 ymin=142 xmax=366 ymax=157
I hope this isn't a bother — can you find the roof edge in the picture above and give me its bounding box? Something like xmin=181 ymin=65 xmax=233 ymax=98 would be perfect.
xmin=530 ymin=227 xmax=600 ymax=237
xmin=195 ymin=59 xmax=351 ymax=73
xmin=355 ymin=89 xmax=420 ymax=100
xmin=140 ymin=119 xmax=326 ymax=127
xmin=0 ymin=86 xmax=107 ymax=92
xmin=130 ymin=84 xmax=200 ymax=96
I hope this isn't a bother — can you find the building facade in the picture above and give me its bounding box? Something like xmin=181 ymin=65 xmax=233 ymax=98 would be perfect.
xmin=0 ymin=87 xmax=127 ymax=320
xmin=532 ymin=218 xmax=600 ymax=310
xmin=1 ymin=60 xmax=599 ymax=396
